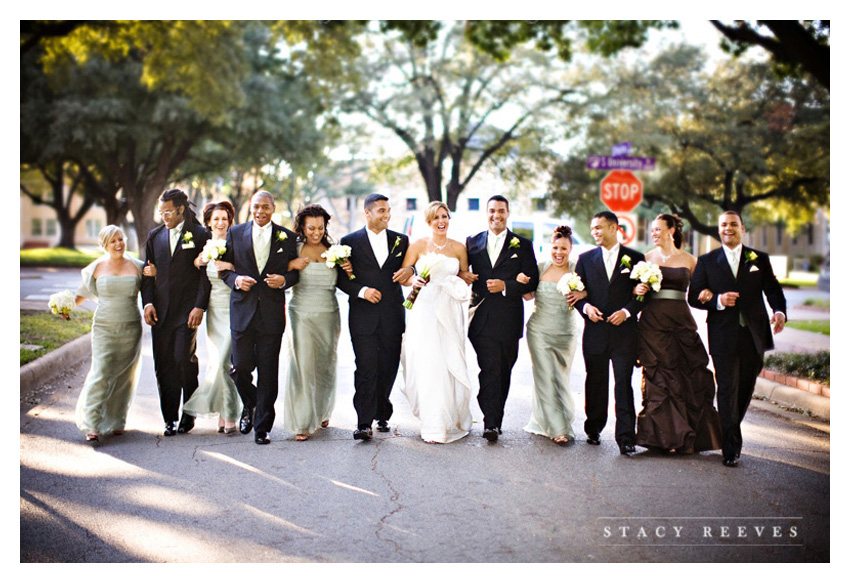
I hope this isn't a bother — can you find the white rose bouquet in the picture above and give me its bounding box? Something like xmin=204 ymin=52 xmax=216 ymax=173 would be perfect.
xmin=403 ymin=252 xmax=445 ymax=310
xmin=556 ymin=272 xmax=585 ymax=310
xmin=629 ymin=260 xmax=663 ymax=301
xmin=200 ymin=239 xmax=227 ymax=264
xmin=48 ymin=290 xmax=76 ymax=319
xmin=322 ymin=244 xmax=355 ymax=279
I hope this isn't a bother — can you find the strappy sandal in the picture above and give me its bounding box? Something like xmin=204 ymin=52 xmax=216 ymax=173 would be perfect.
xmin=86 ymin=433 xmax=99 ymax=442
xmin=295 ymin=434 xmax=309 ymax=441
xmin=553 ymin=434 xmax=570 ymax=444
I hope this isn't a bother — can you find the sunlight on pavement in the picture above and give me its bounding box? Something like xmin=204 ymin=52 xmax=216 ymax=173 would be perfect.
xmin=201 ymin=450 xmax=303 ymax=491
xmin=21 ymin=434 xmax=149 ymax=478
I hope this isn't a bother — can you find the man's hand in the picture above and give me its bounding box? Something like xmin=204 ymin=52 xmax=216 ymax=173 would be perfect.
xmin=188 ymin=308 xmax=204 ymax=329
xmin=144 ymin=305 xmax=158 ymax=326
xmin=235 ymin=275 xmax=257 ymax=291
xmin=771 ymin=312 xmax=786 ymax=334
xmin=606 ymin=309 xmax=628 ymax=326
xmin=719 ymin=291 xmax=740 ymax=307
xmin=264 ymin=274 xmax=286 ymax=289
xmin=584 ymin=304 xmax=604 ymax=323
xmin=363 ymin=288 xmax=382 ymax=304
xmin=486 ymin=279 xmax=506 ymax=294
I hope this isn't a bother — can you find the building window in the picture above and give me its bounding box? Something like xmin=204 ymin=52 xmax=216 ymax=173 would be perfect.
xmin=86 ymin=219 xmax=103 ymax=239
xmin=535 ymin=198 xmax=546 ymax=212
xmin=46 ymin=219 xmax=58 ymax=237
xmin=468 ymin=198 xmax=480 ymax=211
xmin=776 ymin=223 xmax=783 ymax=245
xmin=31 ymin=218 xmax=43 ymax=236
xmin=406 ymin=198 xmax=417 ymax=211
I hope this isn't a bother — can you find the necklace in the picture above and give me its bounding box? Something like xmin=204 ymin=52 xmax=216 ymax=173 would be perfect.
xmin=430 ymin=238 xmax=447 ymax=252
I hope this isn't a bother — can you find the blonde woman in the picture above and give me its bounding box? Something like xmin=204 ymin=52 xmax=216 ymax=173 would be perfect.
xmin=70 ymin=226 xmax=145 ymax=442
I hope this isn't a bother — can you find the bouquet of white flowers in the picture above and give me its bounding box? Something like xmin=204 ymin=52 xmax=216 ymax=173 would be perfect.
xmin=629 ymin=261 xmax=663 ymax=301
xmin=48 ymin=290 xmax=76 ymax=319
xmin=556 ymin=272 xmax=585 ymax=310
xmin=403 ymin=252 xmax=445 ymax=309
xmin=200 ymin=240 xmax=227 ymax=263
xmin=321 ymin=244 xmax=355 ymax=279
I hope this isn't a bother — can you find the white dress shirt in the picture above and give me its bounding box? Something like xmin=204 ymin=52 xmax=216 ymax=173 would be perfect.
xmin=602 ymin=243 xmax=621 ymax=280
xmin=487 ymin=230 xmax=507 ymax=266
xmin=358 ymin=227 xmax=389 ymax=300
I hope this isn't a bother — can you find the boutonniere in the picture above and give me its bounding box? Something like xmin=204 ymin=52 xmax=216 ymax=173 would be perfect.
xmin=744 ymin=250 xmax=758 ymax=264
xmin=509 ymin=237 xmax=520 ymax=249
xmin=181 ymin=232 xmax=195 ymax=249
xmin=620 ymin=255 xmax=632 ymax=269
xmin=276 ymin=231 xmax=288 ymax=243
xmin=390 ymin=235 xmax=402 ymax=255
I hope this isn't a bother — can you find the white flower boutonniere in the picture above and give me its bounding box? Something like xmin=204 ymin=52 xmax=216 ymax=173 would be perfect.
xmin=390 ymin=235 xmax=402 ymax=255
xmin=509 ymin=237 xmax=520 ymax=249
xmin=744 ymin=250 xmax=758 ymax=264
xmin=181 ymin=232 xmax=195 ymax=249
xmin=276 ymin=231 xmax=288 ymax=243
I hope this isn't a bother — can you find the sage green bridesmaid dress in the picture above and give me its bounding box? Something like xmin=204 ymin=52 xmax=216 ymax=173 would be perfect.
xmin=283 ymin=258 xmax=342 ymax=435
xmin=74 ymin=257 xmax=144 ymax=436
xmin=523 ymin=261 xmax=579 ymax=440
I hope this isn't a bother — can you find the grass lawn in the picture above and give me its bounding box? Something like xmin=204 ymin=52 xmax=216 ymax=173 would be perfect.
xmin=21 ymin=311 xmax=92 ymax=365
xmin=785 ymin=319 xmax=830 ymax=336
xmin=21 ymin=247 xmax=115 ymax=267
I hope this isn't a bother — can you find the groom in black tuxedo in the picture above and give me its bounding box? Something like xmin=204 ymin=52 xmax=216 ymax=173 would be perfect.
xmin=574 ymin=211 xmax=646 ymax=454
xmin=465 ymin=195 xmax=538 ymax=441
xmin=337 ymin=194 xmax=410 ymax=440
xmin=141 ymin=188 xmax=210 ymax=436
xmin=688 ymin=210 xmax=786 ymax=467
xmin=219 ymin=191 xmax=300 ymax=444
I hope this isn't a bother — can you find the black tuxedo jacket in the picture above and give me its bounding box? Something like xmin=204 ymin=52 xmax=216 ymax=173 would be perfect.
xmin=574 ymin=245 xmax=646 ymax=355
xmin=219 ymin=221 xmax=300 ymax=336
xmin=688 ymin=246 xmax=786 ymax=357
xmin=466 ymin=230 xmax=538 ymax=341
xmin=337 ymin=227 xmax=408 ymax=337
xmin=141 ymin=220 xmax=210 ymax=324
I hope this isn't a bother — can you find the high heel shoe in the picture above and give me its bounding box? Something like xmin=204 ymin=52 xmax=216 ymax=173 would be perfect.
xmin=295 ymin=434 xmax=309 ymax=441
xmin=321 ymin=420 xmax=329 ymax=428
xmin=553 ymin=434 xmax=570 ymax=444
xmin=86 ymin=433 xmax=99 ymax=442
xmin=218 ymin=416 xmax=226 ymax=433
xmin=223 ymin=422 xmax=238 ymax=435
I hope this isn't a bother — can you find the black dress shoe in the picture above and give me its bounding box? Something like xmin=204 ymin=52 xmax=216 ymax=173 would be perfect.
xmin=164 ymin=422 xmax=178 ymax=436
xmin=177 ymin=414 xmax=195 ymax=434
xmin=723 ymin=456 xmax=739 ymax=467
xmin=353 ymin=428 xmax=373 ymax=441
xmin=586 ymin=433 xmax=601 ymax=445
xmin=483 ymin=427 xmax=499 ymax=442
xmin=239 ymin=408 xmax=253 ymax=435
xmin=619 ymin=443 xmax=636 ymax=455
xmin=255 ymin=432 xmax=270 ymax=445
xmin=376 ymin=420 xmax=390 ymax=433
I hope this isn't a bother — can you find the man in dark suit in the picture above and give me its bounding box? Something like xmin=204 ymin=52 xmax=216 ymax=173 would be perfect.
xmin=337 ymin=194 xmax=410 ymax=440
xmin=219 ymin=190 xmax=300 ymax=445
xmin=141 ymin=188 xmax=210 ymax=436
xmin=574 ymin=211 xmax=646 ymax=454
xmin=688 ymin=210 xmax=786 ymax=467
xmin=464 ymin=195 xmax=538 ymax=442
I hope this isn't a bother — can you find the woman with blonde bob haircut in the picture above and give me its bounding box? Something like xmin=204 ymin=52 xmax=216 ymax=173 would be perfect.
xmin=65 ymin=225 xmax=145 ymax=442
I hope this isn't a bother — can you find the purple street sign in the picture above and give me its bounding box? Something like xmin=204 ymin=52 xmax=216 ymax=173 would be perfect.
xmin=611 ymin=141 xmax=631 ymax=157
xmin=587 ymin=155 xmax=656 ymax=171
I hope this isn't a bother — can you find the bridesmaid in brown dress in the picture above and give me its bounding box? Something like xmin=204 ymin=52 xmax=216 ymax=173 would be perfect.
xmin=634 ymin=214 xmax=722 ymax=453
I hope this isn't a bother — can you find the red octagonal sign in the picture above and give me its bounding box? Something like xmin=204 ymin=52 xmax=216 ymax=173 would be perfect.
xmin=600 ymin=170 xmax=643 ymax=213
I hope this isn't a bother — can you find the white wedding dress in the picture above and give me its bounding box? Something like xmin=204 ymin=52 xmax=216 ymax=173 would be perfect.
xmin=401 ymin=255 xmax=473 ymax=443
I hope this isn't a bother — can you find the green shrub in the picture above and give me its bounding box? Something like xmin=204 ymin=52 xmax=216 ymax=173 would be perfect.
xmin=764 ymin=351 xmax=830 ymax=386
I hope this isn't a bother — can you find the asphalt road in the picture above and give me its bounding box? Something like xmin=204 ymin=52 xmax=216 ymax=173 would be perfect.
xmin=20 ymin=276 xmax=830 ymax=563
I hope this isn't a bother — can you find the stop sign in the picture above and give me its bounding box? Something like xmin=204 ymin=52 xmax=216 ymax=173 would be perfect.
xmin=600 ymin=170 xmax=643 ymax=213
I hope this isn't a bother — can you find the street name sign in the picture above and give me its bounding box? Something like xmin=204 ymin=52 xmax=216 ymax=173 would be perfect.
xmin=587 ymin=155 xmax=656 ymax=171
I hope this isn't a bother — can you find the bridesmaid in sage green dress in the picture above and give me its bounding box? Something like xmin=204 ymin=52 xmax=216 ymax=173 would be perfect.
xmin=71 ymin=226 xmax=145 ymax=442
xmin=520 ymin=226 xmax=586 ymax=444
xmin=284 ymin=204 xmax=343 ymax=441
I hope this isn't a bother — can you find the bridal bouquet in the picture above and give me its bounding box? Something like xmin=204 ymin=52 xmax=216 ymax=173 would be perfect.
xmin=403 ymin=252 xmax=444 ymax=310
xmin=48 ymin=290 xmax=76 ymax=319
xmin=556 ymin=272 xmax=585 ymax=310
xmin=629 ymin=261 xmax=663 ymax=301
xmin=200 ymin=239 xmax=227 ymax=263
xmin=322 ymin=244 xmax=355 ymax=279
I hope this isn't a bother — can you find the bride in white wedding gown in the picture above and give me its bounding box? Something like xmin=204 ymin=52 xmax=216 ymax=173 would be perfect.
xmin=399 ymin=202 xmax=473 ymax=443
